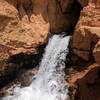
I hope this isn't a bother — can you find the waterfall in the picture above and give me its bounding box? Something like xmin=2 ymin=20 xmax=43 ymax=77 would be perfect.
xmin=2 ymin=34 xmax=71 ymax=100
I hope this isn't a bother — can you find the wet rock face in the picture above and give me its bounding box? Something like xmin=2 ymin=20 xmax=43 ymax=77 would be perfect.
xmin=72 ymin=0 xmax=100 ymax=64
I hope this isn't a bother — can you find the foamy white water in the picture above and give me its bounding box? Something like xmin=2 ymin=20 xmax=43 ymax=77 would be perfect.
xmin=2 ymin=34 xmax=71 ymax=100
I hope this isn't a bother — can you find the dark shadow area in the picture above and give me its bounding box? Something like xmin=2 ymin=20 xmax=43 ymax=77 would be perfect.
xmin=66 ymin=0 xmax=83 ymax=35
xmin=0 ymin=44 xmax=46 ymax=89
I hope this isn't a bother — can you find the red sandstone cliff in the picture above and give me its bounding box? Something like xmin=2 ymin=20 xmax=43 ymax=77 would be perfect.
xmin=0 ymin=0 xmax=85 ymax=86
xmin=0 ymin=0 xmax=100 ymax=100
xmin=72 ymin=0 xmax=100 ymax=64
xmin=70 ymin=0 xmax=100 ymax=99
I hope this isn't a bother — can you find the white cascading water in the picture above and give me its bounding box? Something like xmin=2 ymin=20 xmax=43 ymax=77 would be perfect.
xmin=2 ymin=34 xmax=71 ymax=100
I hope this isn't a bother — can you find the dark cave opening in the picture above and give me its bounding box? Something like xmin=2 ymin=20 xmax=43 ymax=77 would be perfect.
xmin=53 ymin=0 xmax=83 ymax=35
xmin=66 ymin=0 xmax=83 ymax=35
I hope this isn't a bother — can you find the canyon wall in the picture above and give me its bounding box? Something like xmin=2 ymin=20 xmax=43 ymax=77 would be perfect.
xmin=0 ymin=1 xmax=100 ymax=100
xmin=71 ymin=0 xmax=100 ymax=99
xmin=0 ymin=0 xmax=86 ymax=87
xmin=72 ymin=0 xmax=100 ymax=65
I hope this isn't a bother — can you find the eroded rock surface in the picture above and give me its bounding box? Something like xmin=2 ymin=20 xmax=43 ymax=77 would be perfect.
xmin=72 ymin=0 xmax=100 ymax=64
xmin=0 ymin=0 xmax=85 ymax=88
xmin=66 ymin=63 xmax=100 ymax=100
xmin=75 ymin=66 xmax=100 ymax=100
xmin=0 ymin=1 xmax=100 ymax=100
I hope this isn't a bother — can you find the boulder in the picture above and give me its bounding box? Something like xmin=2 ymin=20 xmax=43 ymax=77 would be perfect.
xmin=75 ymin=67 xmax=100 ymax=100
